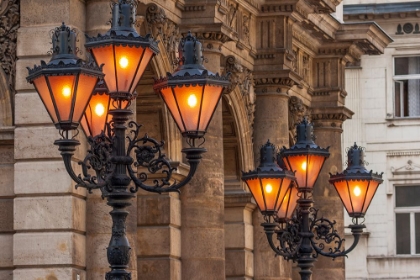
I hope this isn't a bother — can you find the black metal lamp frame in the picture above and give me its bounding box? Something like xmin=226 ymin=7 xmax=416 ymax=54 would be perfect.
xmin=259 ymin=121 xmax=368 ymax=280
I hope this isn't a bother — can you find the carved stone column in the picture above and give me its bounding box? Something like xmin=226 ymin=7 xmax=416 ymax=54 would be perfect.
xmin=252 ymin=79 xmax=295 ymax=280
xmin=310 ymin=107 xmax=353 ymax=280
xmin=180 ymin=32 xmax=228 ymax=280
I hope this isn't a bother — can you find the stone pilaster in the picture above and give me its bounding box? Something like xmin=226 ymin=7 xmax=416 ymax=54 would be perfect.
xmin=310 ymin=107 xmax=353 ymax=280
xmin=180 ymin=34 xmax=226 ymax=279
xmin=14 ymin=1 xmax=87 ymax=279
xmin=0 ymin=127 xmax=14 ymax=280
xmin=252 ymin=80 xmax=295 ymax=280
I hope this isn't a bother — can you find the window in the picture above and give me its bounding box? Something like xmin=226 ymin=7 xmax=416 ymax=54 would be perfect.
xmin=394 ymin=57 xmax=420 ymax=117
xmin=395 ymin=185 xmax=420 ymax=254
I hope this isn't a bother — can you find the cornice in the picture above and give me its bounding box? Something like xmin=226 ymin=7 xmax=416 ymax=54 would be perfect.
xmin=343 ymin=2 xmax=420 ymax=21
xmin=311 ymin=106 xmax=354 ymax=122
xmin=180 ymin=23 xmax=237 ymax=43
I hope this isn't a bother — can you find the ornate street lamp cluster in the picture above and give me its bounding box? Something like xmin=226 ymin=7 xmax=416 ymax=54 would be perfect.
xmin=26 ymin=0 xmax=383 ymax=279
xmin=26 ymin=1 xmax=228 ymax=279
xmin=242 ymin=119 xmax=383 ymax=280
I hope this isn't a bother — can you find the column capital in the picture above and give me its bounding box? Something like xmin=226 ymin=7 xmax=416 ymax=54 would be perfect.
xmin=310 ymin=106 xmax=354 ymax=131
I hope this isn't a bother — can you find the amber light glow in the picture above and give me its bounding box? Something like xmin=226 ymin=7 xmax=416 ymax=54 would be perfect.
xmin=119 ymin=57 xmax=129 ymax=68
xmin=81 ymin=92 xmax=111 ymax=137
xmin=188 ymin=94 xmax=198 ymax=108
xmin=277 ymin=185 xmax=298 ymax=221
xmin=283 ymin=155 xmax=326 ymax=189
xmin=332 ymin=179 xmax=380 ymax=217
xmin=244 ymin=177 xmax=293 ymax=213
xmin=62 ymin=86 xmax=72 ymax=97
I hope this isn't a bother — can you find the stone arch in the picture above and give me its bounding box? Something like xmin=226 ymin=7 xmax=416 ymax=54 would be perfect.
xmin=0 ymin=67 xmax=13 ymax=127
xmin=222 ymin=86 xmax=254 ymax=191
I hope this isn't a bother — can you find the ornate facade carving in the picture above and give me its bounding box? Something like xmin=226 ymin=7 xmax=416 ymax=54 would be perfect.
xmin=0 ymin=0 xmax=19 ymax=96
xmin=391 ymin=160 xmax=420 ymax=174
xmin=288 ymin=96 xmax=308 ymax=145
xmin=396 ymin=23 xmax=420 ymax=35
xmin=224 ymin=55 xmax=255 ymax=132
xmin=145 ymin=4 xmax=180 ymax=69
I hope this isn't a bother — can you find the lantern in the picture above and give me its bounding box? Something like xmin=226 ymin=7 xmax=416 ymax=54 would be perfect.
xmin=26 ymin=23 xmax=104 ymax=131
xmin=85 ymin=0 xmax=159 ymax=102
xmin=153 ymin=32 xmax=230 ymax=139
xmin=80 ymin=80 xmax=111 ymax=137
xmin=281 ymin=119 xmax=330 ymax=190
xmin=242 ymin=141 xmax=295 ymax=216
xmin=329 ymin=143 xmax=383 ymax=218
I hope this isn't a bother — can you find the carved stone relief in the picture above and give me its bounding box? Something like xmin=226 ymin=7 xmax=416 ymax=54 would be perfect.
xmin=391 ymin=160 xmax=420 ymax=174
xmin=224 ymin=56 xmax=255 ymax=132
xmin=0 ymin=0 xmax=19 ymax=97
xmin=288 ymin=96 xmax=308 ymax=145
xmin=396 ymin=23 xmax=420 ymax=35
xmin=145 ymin=4 xmax=181 ymax=69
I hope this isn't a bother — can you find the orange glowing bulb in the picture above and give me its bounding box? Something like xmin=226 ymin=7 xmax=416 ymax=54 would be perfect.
xmin=188 ymin=94 xmax=197 ymax=108
xmin=353 ymin=186 xmax=361 ymax=197
xmin=62 ymin=86 xmax=71 ymax=97
xmin=119 ymin=57 xmax=129 ymax=68
xmin=301 ymin=162 xmax=307 ymax=171
xmin=265 ymin=184 xmax=273 ymax=194
xmin=95 ymin=103 xmax=105 ymax=117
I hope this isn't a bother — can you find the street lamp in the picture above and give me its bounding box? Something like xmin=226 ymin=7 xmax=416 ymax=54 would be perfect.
xmin=26 ymin=1 xmax=229 ymax=279
xmin=242 ymin=119 xmax=383 ymax=280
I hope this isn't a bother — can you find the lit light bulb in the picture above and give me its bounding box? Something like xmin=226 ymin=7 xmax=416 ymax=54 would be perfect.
xmin=95 ymin=103 xmax=105 ymax=117
xmin=301 ymin=162 xmax=307 ymax=171
xmin=119 ymin=57 xmax=129 ymax=68
xmin=188 ymin=94 xmax=197 ymax=108
xmin=353 ymin=186 xmax=361 ymax=197
xmin=265 ymin=184 xmax=273 ymax=194
xmin=62 ymin=86 xmax=71 ymax=97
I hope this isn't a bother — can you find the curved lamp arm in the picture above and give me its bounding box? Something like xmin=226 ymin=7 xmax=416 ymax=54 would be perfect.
xmin=126 ymin=121 xmax=206 ymax=194
xmin=262 ymin=222 xmax=301 ymax=260
xmin=55 ymin=138 xmax=111 ymax=193
xmin=310 ymin=217 xmax=366 ymax=259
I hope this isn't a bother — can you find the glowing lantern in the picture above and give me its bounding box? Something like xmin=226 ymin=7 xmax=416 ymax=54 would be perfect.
xmin=80 ymin=80 xmax=111 ymax=137
xmin=26 ymin=23 xmax=103 ymax=131
xmin=242 ymin=141 xmax=295 ymax=216
xmin=153 ymin=32 xmax=230 ymax=139
xmin=281 ymin=119 xmax=330 ymax=190
xmin=329 ymin=143 xmax=383 ymax=218
xmin=85 ymin=0 xmax=159 ymax=103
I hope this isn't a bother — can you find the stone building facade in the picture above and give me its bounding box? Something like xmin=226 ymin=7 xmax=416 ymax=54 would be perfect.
xmin=342 ymin=1 xmax=420 ymax=279
xmin=0 ymin=0 xmax=392 ymax=279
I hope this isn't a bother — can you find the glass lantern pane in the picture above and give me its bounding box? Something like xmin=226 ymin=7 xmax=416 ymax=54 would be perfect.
xmin=199 ymin=85 xmax=223 ymax=131
xmin=333 ymin=180 xmax=353 ymax=215
xmin=33 ymin=76 xmax=58 ymax=123
xmin=91 ymin=45 xmax=117 ymax=93
xmin=245 ymin=178 xmax=265 ymax=212
xmin=47 ymin=75 xmax=77 ymax=121
xmin=347 ymin=180 xmax=370 ymax=214
xmin=160 ymin=87 xmax=185 ymax=132
xmin=277 ymin=185 xmax=298 ymax=219
xmin=283 ymin=155 xmax=308 ymax=188
xmin=114 ymin=45 xmax=145 ymax=94
xmin=73 ymin=74 xmax=98 ymax=123
xmin=362 ymin=180 xmax=380 ymax=213
xmin=82 ymin=93 xmax=110 ymax=137
xmin=130 ymin=48 xmax=154 ymax=94
xmin=173 ymin=85 xmax=204 ymax=132
xmin=260 ymin=178 xmax=283 ymax=211
xmin=306 ymin=154 xmax=327 ymax=188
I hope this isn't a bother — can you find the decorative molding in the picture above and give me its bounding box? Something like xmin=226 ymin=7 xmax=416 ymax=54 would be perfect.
xmin=288 ymin=96 xmax=308 ymax=146
xmin=224 ymin=55 xmax=255 ymax=133
xmin=0 ymin=0 xmax=19 ymax=98
xmin=145 ymin=4 xmax=181 ymax=69
xmin=391 ymin=160 xmax=420 ymax=174
xmin=254 ymin=77 xmax=295 ymax=87
xmin=396 ymin=23 xmax=420 ymax=35
xmin=311 ymin=107 xmax=354 ymax=129
xmin=195 ymin=32 xmax=232 ymax=43
xmin=387 ymin=151 xmax=420 ymax=157
xmin=260 ymin=4 xmax=294 ymax=13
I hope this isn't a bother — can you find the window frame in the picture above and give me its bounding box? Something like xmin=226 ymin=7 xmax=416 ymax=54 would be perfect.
xmin=393 ymin=56 xmax=420 ymax=118
xmin=394 ymin=185 xmax=420 ymax=255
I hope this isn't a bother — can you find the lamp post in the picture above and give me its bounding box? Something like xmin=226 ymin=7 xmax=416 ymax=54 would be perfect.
xmin=26 ymin=1 xmax=229 ymax=279
xmin=242 ymin=119 xmax=383 ymax=280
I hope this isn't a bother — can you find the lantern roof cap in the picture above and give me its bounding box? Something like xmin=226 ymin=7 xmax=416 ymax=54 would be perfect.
xmin=26 ymin=23 xmax=103 ymax=82
xmin=281 ymin=118 xmax=330 ymax=157
xmin=85 ymin=0 xmax=159 ymax=54
xmin=329 ymin=143 xmax=383 ymax=182
xmin=242 ymin=140 xmax=295 ymax=180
